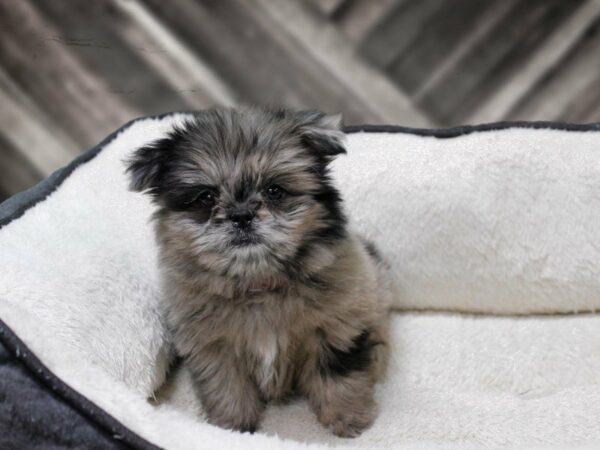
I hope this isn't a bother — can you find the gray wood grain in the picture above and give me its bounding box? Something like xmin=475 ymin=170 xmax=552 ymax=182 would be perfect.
xmin=417 ymin=0 xmax=584 ymax=124
xmin=142 ymin=0 xmax=406 ymax=124
xmin=0 ymin=0 xmax=138 ymax=146
xmin=0 ymin=134 xmax=43 ymax=202
xmin=1 ymin=0 xmax=599 ymax=197
xmin=510 ymin=17 xmax=600 ymax=123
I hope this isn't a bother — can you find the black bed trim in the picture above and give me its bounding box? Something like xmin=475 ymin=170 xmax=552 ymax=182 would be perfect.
xmin=1 ymin=112 xmax=600 ymax=449
xmin=344 ymin=120 xmax=600 ymax=137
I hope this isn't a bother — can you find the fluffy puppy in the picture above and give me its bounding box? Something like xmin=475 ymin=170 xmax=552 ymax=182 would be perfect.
xmin=127 ymin=107 xmax=393 ymax=438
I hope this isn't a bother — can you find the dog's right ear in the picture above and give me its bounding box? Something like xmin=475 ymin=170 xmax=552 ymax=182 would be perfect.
xmin=293 ymin=110 xmax=346 ymax=159
xmin=126 ymin=131 xmax=183 ymax=195
xmin=126 ymin=137 xmax=171 ymax=194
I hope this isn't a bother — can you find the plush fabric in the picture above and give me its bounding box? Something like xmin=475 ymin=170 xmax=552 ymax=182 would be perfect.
xmin=335 ymin=125 xmax=600 ymax=314
xmin=1 ymin=114 xmax=600 ymax=449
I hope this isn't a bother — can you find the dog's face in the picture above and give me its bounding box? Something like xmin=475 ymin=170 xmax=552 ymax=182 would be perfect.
xmin=127 ymin=108 xmax=347 ymax=283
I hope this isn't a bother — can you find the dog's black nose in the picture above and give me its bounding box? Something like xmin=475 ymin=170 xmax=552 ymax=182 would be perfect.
xmin=230 ymin=209 xmax=254 ymax=229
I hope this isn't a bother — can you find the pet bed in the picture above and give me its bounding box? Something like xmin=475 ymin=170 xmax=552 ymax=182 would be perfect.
xmin=1 ymin=113 xmax=600 ymax=449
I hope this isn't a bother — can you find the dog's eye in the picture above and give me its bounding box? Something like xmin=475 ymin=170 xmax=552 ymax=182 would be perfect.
xmin=266 ymin=184 xmax=285 ymax=201
xmin=196 ymin=190 xmax=217 ymax=207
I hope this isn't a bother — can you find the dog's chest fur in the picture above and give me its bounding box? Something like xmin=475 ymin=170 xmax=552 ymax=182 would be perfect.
xmin=237 ymin=294 xmax=314 ymax=398
xmin=248 ymin=321 xmax=285 ymax=393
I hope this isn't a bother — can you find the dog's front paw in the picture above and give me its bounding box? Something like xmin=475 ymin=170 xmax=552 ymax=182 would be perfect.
xmin=307 ymin=372 xmax=378 ymax=438
xmin=327 ymin=408 xmax=375 ymax=438
xmin=207 ymin=413 xmax=260 ymax=434
xmin=236 ymin=422 xmax=258 ymax=434
xmin=315 ymin=395 xmax=376 ymax=438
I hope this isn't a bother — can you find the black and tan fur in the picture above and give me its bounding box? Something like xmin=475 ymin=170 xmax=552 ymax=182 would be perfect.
xmin=127 ymin=107 xmax=393 ymax=438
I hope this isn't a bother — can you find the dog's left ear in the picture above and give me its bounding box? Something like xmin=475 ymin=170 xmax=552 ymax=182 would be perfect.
xmin=294 ymin=110 xmax=346 ymax=158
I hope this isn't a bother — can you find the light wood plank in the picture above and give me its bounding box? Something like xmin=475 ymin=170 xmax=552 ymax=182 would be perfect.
xmin=335 ymin=0 xmax=403 ymax=43
xmin=115 ymin=0 xmax=236 ymax=108
xmin=0 ymin=82 xmax=75 ymax=176
xmin=250 ymin=0 xmax=432 ymax=125
xmin=0 ymin=133 xmax=43 ymax=201
xmin=142 ymin=0 xmax=430 ymax=124
xmin=29 ymin=0 xmax=193 ymax=115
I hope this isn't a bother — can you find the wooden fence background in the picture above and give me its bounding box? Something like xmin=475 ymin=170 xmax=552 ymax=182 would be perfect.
xmin=1 ymin=0 xmax=600 ymax=201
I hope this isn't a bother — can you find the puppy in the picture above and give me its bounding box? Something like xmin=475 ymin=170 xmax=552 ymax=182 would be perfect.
xmin=127 ymin=107 xmax=393 ymax=438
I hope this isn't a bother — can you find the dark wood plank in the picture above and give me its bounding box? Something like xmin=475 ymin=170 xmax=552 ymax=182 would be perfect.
xmin=141 ymin=0 xmax=417 ymax=124
xmin=333 ymin=0 xmax=401 ymax=43
xmin=359 ymin=0 xmax=442 ymax=69
xmin=416 ymin=0 xmax=585 ymax=124
xmin=468 ymin=0 xmax=600 ymax=123
xmin=305 ymin=0 xmax=348 ymax=17
xmin=0 ymin=0 xmax=138 ymax=148
xmin=386 ymin=0 xmax=502 ymax=94
xmin=30 ymin=0 xmax=218 ymax=113
xmin=509 ymin=16 xmax=600 ymax=123
xmin=0 ymin=133 xmax=43 ymax=201
xmin=251 ymin=0 xmax=431 ymax=125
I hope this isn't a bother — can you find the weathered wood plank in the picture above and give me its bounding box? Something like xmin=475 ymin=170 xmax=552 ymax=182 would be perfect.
xmin=305 ymin=0 xmax=348 ymax=17
xmin=0 ymin=0 xmax=139 ymax=148
xmin=359 ymin=0 xmax=442 ymax=69
xmin=0 ymin=88 xmax=73 ymax=178
xmin=2 ymin=0 xmax=600 ymax=200
xmin=333 ymin=0 xmax=402 ymax=43
xmin=250 ymin=0 xmax=431 ymax=125
xmin=467 ymin=0 xmax=600 ymax=123
xmin=0 ymin=132 xmax=44 ymax=202
xmin=142 ymin=0 xmax=430 ymax=125
xmin=387 ymin=0 xmax=501 ymax=94
xmin=413 ymin=0 xmax=516 ymax=102
xmin=29 ymin=0 xmax=196 ymax=114
xmin=511 ymin=16 xmax=600 ymax=123
xmin=417 ymin=0 xmax=583 ymax=124
xmin=0 ymin=67 xmax=78 ymax=177
xmin=0 ymin=65 xmax=79 ymax=158
xmin=143 ymin=0 xmax=354 ymax=116
xmin=114 ymin=0 xmax=236 ymax=108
